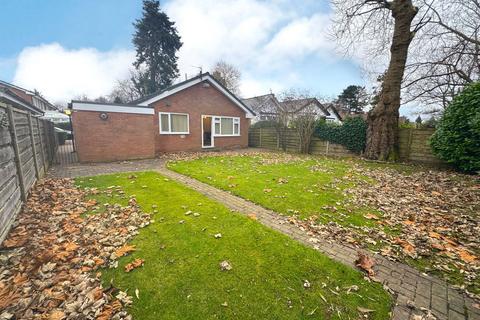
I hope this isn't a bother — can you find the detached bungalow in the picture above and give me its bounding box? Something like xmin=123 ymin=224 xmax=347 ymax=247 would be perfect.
xmin=70 ymin=73 xmax=255 ymax=163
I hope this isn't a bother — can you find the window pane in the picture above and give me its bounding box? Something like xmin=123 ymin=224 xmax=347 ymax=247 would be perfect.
xmin=221 ymin=118 xmax=233 ymax=135
xmin=214 ymin=122 xmax=221 ymax=135
xmin=234 ymin=123 xmax=239 ymax=135
xmin=171 ymin=114 xmax=188 ymax=132
xmin=160 ymin=114 xmax=169 ymax=132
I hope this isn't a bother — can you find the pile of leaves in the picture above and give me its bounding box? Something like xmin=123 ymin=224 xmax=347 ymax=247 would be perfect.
xmin=294 ymin=165 xmax=480 ymax=298
xmin=0 ymin=179 xmax=152 ymax=319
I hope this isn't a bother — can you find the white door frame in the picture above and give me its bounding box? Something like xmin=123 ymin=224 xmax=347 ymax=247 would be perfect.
xmin=201 ymin=115 xmax=214 ymax=148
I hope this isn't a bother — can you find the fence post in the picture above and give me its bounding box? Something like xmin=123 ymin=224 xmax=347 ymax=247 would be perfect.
xmin=407 ymin=128 xmax=414 ymax=161
xmin=326 ymin=141 xmax=330 ymax=155
xmin=36 ymin=117 xmax=47 ymax=175
xmin=7 ymin=105 xmax=27 ymax=201
xmin=259 ymin=128 xmax=263 ymax=148
xmin=28 ymin=113 xmax=40 ymax=179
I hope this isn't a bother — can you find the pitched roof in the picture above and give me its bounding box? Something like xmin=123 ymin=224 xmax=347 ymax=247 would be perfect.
xmin=0 ymin=87 xmax=44 ymax=115
xmin=0 ymin=79 xmax=56 ymax=110
xmin=133 ymin=73 xmax=255 ymax=118
xmin=324 ymin=103 xmax=342 ymax=121
xmin=241 ymin=93 xmax=281 ymax=115
xmin=279 ymin=98 xmax=330 ymax=116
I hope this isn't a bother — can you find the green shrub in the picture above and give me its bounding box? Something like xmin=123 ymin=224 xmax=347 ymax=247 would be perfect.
xmin=430 ymin=82 xmax=480 ymax=172
xmin=314 ymin=117 xmax=367 ymax=153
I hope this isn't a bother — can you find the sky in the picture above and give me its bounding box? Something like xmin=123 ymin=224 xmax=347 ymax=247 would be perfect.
xmin=0 ymin=0 xmax=415 ymax=115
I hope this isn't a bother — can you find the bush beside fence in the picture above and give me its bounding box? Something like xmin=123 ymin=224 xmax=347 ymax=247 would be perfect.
xmin=0 ymin=103 xmax=56 ymax=243
xmin=249 ymin=126 xmax=442 ymax=164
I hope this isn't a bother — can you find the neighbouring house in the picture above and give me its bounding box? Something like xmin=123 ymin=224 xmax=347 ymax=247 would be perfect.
xmin=242 ymin=93 xmax=342 ymax=124
xmin=0 ymin=80 xmax=57 ymax=113
xmin=70 ymin=73 xmax=256 ymax=163
xmin=324 ymin=103 xmax=343 ymax=123
xmin=241 ymin=93 xmax=282 ymax=123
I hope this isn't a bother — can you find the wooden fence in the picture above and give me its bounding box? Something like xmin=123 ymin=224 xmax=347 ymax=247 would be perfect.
xmin=249 ymin=126 xmax=442 ymax=164
xmin=398 ymin=128 xmax=441 ymax=164
xmin=248 ymin=127 xmax=354 ymax=157
xmin=0 ymin=103 xmax=56 ymax=243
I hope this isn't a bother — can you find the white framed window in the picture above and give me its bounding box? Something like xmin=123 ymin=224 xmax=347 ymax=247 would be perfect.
xmin=213 ymin=116 xmax=240 ymax=136
xmin=159 ymin=112 xmax=189 ymax=134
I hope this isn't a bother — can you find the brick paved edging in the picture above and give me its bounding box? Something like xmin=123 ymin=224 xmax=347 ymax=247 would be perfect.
xmin=158 ymin=167 xmax=480 ymax=320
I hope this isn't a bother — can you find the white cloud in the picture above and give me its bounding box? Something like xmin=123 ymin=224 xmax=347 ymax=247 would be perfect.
xmin=9 ymin=1 xmax=344 ymax=102
xmin=13 ymin=43 xmax=134 ymax=103
xmin=165 ymin=0 xmax=336 ymax=91
xmin=240 ymin=77 xmax=286 ymax=98
xmin=260 ymin=13 xmax=334 ymax=67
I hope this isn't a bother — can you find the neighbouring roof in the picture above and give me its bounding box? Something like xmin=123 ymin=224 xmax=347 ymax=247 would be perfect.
xmin=133 ymin=73 xmax=255 ymax=118
xmin=0 ymin=87 xmax=44 ymax=115
xmin=324 ymin=103 xmax=343 ymax=121
xmin=279 ymin=98 xmax=330 ymax=116
xmin=241 ymin=94 xmax=281 ymax=115
xmin=0 ymin=79 xmax=57 ymax=111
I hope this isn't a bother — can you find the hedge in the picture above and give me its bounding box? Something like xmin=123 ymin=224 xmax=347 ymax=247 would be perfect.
xmin=430 ymin=82 xmax=480 ymax=172
xmin=314 ymin=117 xmax=367 ymax=153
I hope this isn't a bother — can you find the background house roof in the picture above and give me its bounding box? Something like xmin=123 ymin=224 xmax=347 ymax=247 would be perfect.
xmin=0 ymin=87 xmax=44 ymax=115
xmin=279 ymin=98 xmax=330 ymax=116
xmin=0 ymin=79 xmax=57 ymax=111
xmin=241 ymin=94 xmax=281 ymax=115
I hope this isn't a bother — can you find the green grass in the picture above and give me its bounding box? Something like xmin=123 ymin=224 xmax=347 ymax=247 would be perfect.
xmin=77 ymin=171 xmax=392 ymax=320
xmin=168 ymin=154 xmax=385 ymax=228
xmin=168 ymin=153 xmax=480 ymax=294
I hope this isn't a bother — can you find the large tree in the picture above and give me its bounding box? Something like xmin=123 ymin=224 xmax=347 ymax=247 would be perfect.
xmin=132 ymin=0 xmax=182 ymax=96
xmin=211 ymin=60 xmax=242 ymax=95
xmin=337 ymin=85 xmax=369 ymax=114
xmin=333 ymin=0 xmax=423 ymax=160
xmin=402 ymin=0 xmax=480 ymax=110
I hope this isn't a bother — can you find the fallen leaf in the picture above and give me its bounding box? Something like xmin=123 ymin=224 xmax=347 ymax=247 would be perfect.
xmin=355 ymin=252 xmax=375 ymax=276
xmin=458 ymin=250 xmax=477 ymax=263
xmin=357 ymin=307 xmax=375 ymax=313
xmin=114 ymin=244 xmax=136 ymax=258
xmin=125 ymin=259 xmax=144 ymax=272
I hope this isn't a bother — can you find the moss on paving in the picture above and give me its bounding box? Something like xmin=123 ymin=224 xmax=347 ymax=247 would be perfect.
xmin=77 ymin=171 xmax=392 ymax=320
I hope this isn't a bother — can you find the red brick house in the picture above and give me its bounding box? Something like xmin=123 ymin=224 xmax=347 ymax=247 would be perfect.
xmin=70 ymin=73 xmax=255 ymax=162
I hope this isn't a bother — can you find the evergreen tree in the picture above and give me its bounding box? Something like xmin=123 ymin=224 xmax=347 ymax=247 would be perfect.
xmin=337 ymin=85 xmax=368 ymax=114
xmin=132 ymin=0 xmax=182 ymax=96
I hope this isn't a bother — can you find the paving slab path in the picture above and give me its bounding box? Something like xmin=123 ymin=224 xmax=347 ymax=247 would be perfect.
xmin=49 ymin=159 xmax=480 ymax=320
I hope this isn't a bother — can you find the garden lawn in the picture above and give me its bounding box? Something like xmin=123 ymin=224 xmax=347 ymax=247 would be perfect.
xmin=77 ymin=171 xmax=392 ymax=320
xmin=168 ymin=154 xmax=382 ymax=228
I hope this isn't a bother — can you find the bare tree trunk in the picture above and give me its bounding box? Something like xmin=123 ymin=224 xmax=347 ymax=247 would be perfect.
xmin=365 ymin=0 xmax=418 ymax=160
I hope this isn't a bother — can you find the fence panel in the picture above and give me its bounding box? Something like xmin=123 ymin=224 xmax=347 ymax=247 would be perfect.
xmin=249 ymin=126 xmax=442 ymax=163
xmin=0 ymin=103 xmax=57 ymax=243
xmin=248 ymin=127 xmax=354 ymax=157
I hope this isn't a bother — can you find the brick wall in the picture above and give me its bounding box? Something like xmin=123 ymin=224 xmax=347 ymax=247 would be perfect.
xmin=151 ymin=82 xmax=250 ymax=153
xmin=72 ymin=111 xmax=155 ymax=163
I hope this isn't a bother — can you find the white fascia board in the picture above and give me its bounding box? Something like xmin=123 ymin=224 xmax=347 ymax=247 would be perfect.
xmin=72 ymin=102 xmax=154 ymax=115
xmin=138 ymin=75 xmax=255 ymax=119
